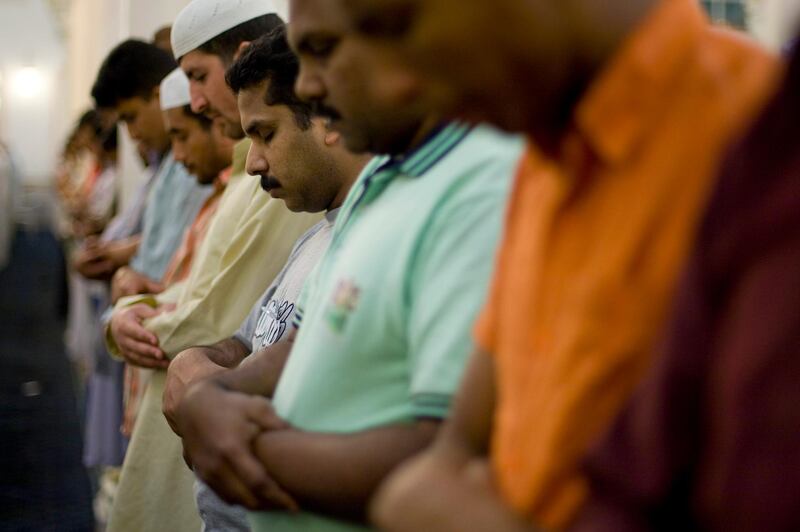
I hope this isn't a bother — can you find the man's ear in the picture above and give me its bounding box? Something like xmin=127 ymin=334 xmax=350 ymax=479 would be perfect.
xmin=151 ymin=85 xmax=161 ymax=102
xmin=233 ymin=41 xmax=252 ymax=62
xmin=324 ymin=128 xmax=341 ymax=146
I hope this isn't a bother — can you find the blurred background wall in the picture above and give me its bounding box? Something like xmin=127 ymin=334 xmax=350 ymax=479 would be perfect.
xmin=0 ymin=0 xmax=288 ymax=226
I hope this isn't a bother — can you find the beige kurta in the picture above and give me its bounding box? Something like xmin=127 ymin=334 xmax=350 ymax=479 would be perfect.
xmin=107 ymin=139 xmax=321 ymax=532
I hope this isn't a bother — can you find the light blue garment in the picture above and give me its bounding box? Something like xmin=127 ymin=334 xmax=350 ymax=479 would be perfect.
xmin=128 ymin=151 xmax=211 ymax=280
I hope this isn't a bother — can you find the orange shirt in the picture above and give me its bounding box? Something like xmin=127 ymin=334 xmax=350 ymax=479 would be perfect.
xmin=161 ymin=168 xmax=230 ymax=286
xmin=474 ymin=0 xmax=779 ymax=528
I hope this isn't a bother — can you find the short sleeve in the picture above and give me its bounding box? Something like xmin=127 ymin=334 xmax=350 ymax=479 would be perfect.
xmin=291 ymin=258 xmax=324 ymax=330
xmin=233 ymin=291 xmax=268 ymax=352
xmin=406 ymin=167 xmax=511 ymax=419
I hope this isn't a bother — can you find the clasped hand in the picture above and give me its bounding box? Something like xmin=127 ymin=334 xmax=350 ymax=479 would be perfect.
xmin=175 ymin=379 xmax=300 ymax=512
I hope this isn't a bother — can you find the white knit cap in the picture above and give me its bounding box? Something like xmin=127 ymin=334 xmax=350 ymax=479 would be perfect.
xmin=159 ymin=68 xmax=192 ymax=110
xmin=171 ymin=0 xmax=285 ymax=60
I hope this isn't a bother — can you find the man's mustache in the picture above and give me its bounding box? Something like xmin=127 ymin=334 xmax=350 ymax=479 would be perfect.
xmin=260 ymin=175 xmax=281 ymax=191
xmin=312 ymin=101 xmax=342 ymax=121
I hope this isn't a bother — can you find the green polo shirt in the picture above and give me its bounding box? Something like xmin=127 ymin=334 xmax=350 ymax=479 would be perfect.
xmin=250 ymin=124 xmax=524 ymax=532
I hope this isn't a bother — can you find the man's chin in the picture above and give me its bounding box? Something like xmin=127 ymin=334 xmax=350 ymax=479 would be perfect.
xmin=340 ymin=129 xmax=373 ymax=155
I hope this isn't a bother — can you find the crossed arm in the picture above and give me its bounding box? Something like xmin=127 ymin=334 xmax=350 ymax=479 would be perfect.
xmin=370 ymin=348 xmax=538 ymax=532
xmin=171 ymin=329 xmax=443 ymax=522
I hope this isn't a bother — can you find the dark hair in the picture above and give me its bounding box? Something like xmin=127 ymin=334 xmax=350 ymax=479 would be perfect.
xmin=225 ymin=25 xmax=313 ymax=129
xmin=73 ymin=109 xmax=118 ymax=153
xmin=101 ymin=124 xmax=119 ymax=153
xmin=77 ymin=109 xmax=103 ymax=132
xmin=152 ymin=25 xmax=173 ymax=55
xmin=180 ymin=105 xmax=213 ymax=130
xmin=91 ymin=40 xmax=177 ymax=109
xmin=195 ymin=14 xmax=284 ymax=65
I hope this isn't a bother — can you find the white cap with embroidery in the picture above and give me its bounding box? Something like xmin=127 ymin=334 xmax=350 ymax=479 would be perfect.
xmin=171 ymin=0 xmax=285 ymax=60
xmin=159 ymin=68 xmax=192 ymax=110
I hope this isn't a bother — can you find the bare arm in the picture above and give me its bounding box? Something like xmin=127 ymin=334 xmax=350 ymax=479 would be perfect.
xmin=192 ymin=337 xmax=251 ymax=369
xmin=371 ymin=349 xmax=539 ymax=532
xmin=170 ymin=329 xmax=299 ymax=494
xmin=213 ymin=327 xmax=297 ymax=397
xmin=163 ymin=337 xmax=251 ymax=434
xmin=252 ymin=420 xmax=440 ymax=521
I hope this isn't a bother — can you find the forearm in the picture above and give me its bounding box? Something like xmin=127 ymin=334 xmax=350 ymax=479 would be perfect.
xmin=253 ymin=421 xmax=439 ymax=520
xmin=108 ymin=235 xmax=141 ymax=267
xmin=437 ymin=348 xmax=497 ymax=460
xmin=194 ymin=337 xmax=250 ymax=368
xmin=213 ymin=337 xmax=293 ymax=397
xmin=370 ymin=350 xmax=503 ymax=532
xmin=396 ymin=469 xmax=538 ymax=532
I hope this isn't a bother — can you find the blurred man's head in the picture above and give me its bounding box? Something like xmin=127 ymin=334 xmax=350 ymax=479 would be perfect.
xmin=153 ymin=25 xmax=173 ymax=54
xmin=172 ymin=0 xmax=284 ymax=138
xmin=227 ymin=26 xmax=361 ymax=213
xmin=160 ymin=68 xmax=233 ymax=185
xmin=288 ymin=0 xmax=436 ymax=155
xmin=73 ymin=109 xmax=118 ymax=164
xmin=92 ymin=40 xmax=176 ymax=154
xmin=72 ymin=110 xmax=102 ymax=151
xmin=338 ymin=0 xmax=655 ymax=141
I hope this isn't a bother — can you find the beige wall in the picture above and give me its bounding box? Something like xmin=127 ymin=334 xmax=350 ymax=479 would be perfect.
xmin=749 ymin=0 xmax=800 ymax=50
xmin=55 ymin=0 xmax=797 ymax=203
xmin=64 ymin=0 xmax=288 ymax=206
xmin=0 ymin=0 xmax=66 ymax=184
xmin=65 ymin=0 xmax=192 ymax=206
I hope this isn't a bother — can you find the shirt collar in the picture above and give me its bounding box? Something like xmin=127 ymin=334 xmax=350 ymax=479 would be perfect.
xmin=572 ymin=0 xmax=707 ymax=165
xmin=383 ymin=122 xmax=472 ymax=178
xmin=325 ymin=206 xmax=341 ymax=224
xmin=232 ymin=138 xmax=251 ymax=176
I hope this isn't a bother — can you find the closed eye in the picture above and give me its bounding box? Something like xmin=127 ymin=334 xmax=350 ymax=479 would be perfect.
xmin=299 ymin=36 xmax=338 ymax=59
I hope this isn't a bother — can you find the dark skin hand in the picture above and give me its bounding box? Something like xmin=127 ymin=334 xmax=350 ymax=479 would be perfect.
xmin=108 ymin=303 xmax=170 ymax=369
xmin=176 ymin=328 xmax=441 ymax=521
xmin=172 ymin=333 xmax=298 ymax=508
xmin=177 ymin=329 xmax=442 ymax=521
xmin=176 ymin=380 xmax=300 ymax=512
xmin=73 ymin=236 xmax=140 ymax=280
xmin=111 ymin=266 xmax=165 ymax=304
xmin=73 ymin=244 xmax=115 ymax=280
xmin=163 ymin=338 xmax=250 ymax=436
xmin=168 ymin=331 xmax=296 ymax=437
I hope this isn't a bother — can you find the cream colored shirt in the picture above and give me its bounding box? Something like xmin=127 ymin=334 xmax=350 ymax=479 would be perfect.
xmin=106 ymin=139 xmax=321 ymax=532
xmin=109 ymin=139 xmax=321 ymax=357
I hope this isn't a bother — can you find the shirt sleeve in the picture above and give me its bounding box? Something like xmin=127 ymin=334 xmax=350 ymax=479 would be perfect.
xmin=233 ymin=287 xmax=273 ymax=352
xmin=143 ymin=186 xmax=320 ymax=358
xmin=232 ymin=304 xmax=259 ymax=353
xmin=406 ymin=165 xmax=511 ymax=419
xmin=291 ymin=258 xmax=324 ymax=330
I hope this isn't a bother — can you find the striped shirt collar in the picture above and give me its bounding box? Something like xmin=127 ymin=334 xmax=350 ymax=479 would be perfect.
xmin=383 ymin=122 xmax=472 ymax=178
